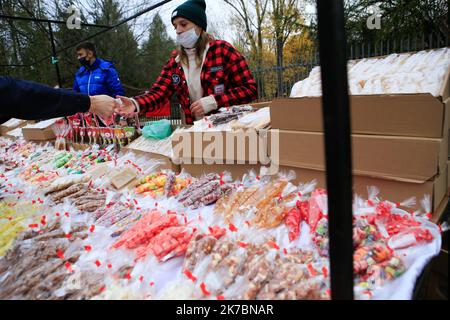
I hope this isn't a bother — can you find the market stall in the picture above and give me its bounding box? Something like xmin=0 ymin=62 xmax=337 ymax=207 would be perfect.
xmin=0 ymin=121 xmax=443 ymax=299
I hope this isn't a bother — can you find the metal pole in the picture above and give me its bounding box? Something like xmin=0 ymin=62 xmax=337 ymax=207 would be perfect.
xmin=47 ymin=22 xmax=62 ymax=88
xmin=0 ymin=14 xmax=111 ymax=28
xmin=316 ymin=0 xmax=354 ymax=300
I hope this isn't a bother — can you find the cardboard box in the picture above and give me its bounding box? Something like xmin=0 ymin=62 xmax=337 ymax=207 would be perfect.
xmin=272 ymin=130 xmax=448 ymax=182
xmin=22 ymin=119 xmax=60 ymax=141
xmin=181 ymin=163 xmax=446 ymax=212
xmin=4 ymin=127 xmax=24 ymax=140
xmin=277 ymin=165 xmax=447 ymax=212
xmin=172 ymin=129 xmax=270 ymax=164
xmin=0 ymin=118 xmax=29 ymax=135
xmin=448 ymin=128 xmax=450 ymax=157
xmin=271 ymin=86 xmax=450 ymax=138
xmin=248 ymin=101 xmax=272 ymax=109
xmin=432 ymin=196 xmax=449 ymax=224
xmin=448 ymin=160 xmax=450 ymax=196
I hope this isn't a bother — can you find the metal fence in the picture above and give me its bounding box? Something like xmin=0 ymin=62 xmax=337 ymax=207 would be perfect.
xmin=155 ymin=32 xmax=449 ymax=121
xmin=251 ymin=33 xmax=450 ymax=101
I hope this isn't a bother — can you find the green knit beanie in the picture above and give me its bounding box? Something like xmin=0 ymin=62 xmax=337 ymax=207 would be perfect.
xmin=171 ymin=0 xmax=207 ymax=31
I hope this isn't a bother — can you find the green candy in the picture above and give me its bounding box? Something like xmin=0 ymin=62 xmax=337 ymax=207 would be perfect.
xmin=385 ymin=266 xmax=395 ymax=276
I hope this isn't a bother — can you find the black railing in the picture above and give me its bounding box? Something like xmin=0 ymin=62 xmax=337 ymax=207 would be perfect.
xmin=251 ymin=33 xmax=450 ymax=101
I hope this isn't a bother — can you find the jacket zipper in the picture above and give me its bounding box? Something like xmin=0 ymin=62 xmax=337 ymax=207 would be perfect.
xmin=87 ymin=71 xmax=92 ymax=95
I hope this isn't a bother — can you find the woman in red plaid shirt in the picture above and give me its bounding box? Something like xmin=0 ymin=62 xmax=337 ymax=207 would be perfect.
xmin=117 ymin=0 xmax=258 ymax=124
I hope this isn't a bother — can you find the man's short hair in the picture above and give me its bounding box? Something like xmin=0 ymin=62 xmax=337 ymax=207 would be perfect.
xmin=76 ymin=42 xmax=96 ymax=56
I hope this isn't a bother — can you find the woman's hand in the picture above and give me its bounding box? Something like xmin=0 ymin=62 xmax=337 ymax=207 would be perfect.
xmin=115 ymin=96 xmax=137 ymax=117
xmin=190 ymin=100 xmax=205 ymax=120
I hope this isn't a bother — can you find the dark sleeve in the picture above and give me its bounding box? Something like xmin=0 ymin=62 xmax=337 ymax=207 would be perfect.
xmin=0 ymin=76 xmax=90 ymax=120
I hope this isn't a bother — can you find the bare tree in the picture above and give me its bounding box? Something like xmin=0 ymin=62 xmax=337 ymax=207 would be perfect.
xmin=269 ymin=0 xmax=305 ymax=95
xmin=223 ymin=0 xmax=270 ymax=68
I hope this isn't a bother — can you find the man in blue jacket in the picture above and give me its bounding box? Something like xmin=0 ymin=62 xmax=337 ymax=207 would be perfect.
xmin=73 ymin=42 xmax=125 ymax=98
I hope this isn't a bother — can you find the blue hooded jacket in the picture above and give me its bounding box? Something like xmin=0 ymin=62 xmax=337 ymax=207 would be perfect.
xmin=73 ymin=58 xmax=124 ymax=97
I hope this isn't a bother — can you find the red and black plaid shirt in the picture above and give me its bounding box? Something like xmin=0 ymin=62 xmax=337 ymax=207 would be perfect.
xmin=134 ymin=40 xmax=258 ymax=124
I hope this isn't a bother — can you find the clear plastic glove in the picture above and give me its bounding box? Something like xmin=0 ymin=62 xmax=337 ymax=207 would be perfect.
xmin=116 ymin=96 xmax=138 ymax=117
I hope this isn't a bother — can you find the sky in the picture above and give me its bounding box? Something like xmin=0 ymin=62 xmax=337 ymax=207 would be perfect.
xmin=140 ymin=0 xmax=236 ymax=42
xmin=57 ymin=0 xmax=316 ymax=44
xmin=156 ymin=0 xmax=316 ymax=42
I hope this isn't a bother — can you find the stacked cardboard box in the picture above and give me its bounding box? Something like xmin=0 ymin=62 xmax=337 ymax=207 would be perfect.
xmin=173 ymin=101 xmax=273 ymax=180
xmin=270 ymin=67 xmax=450 ymax=220
xmin=0 ymin=118 xmax=31 ymax=136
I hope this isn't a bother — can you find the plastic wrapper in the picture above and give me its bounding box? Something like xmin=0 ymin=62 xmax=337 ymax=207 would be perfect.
xmin=135 ymin=171 xmax=191 ymax=198
xmin=180 ymin=233 xmax=329 ymax=300
xmin=112 ymin=209 xmax=193 ymax=262
xmin=0 ymin=217 xmax=89 ymax=299
xmin=291 ymin=48 xmax=450 ymax=97
xmin=177 ymin=173 xmax=233 ymax=209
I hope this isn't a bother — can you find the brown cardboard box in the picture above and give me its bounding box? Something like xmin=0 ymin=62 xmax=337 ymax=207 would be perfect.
xmin=271 ymin=130 xmax=448 ymax=182
xmin=448 ymin=128 xmax=450 ymax=158
xmin=271 ymin=88 xmax=450 ymax=138
xmin=172 ymin=129 xmax=270 ymax=164
xmin=22 ymin=119 xmax=59 ymax=141
xmin=4 ymin=127 xmax=24 ymax=140
xmin=432 ymin=196 xmax=449 ymax=224
xmin=0 ymin=119 xmax=29 ymax=135
xmin=448 ymin=160 xmax=450 ymax=196
xmin=249 ymin=101 xmax=272 ymax=109
xmin=277 ymin=165 xmax=447 ymax=212
xmin=181 ymin=163 xmax=263 ymax=180
xmin=22 ymin=127 xmax=56 ymax=141
xmin=233 ymin=101 xmax=271 ymax=109
xmin=181 ymin=163 xmax=446 ymax=212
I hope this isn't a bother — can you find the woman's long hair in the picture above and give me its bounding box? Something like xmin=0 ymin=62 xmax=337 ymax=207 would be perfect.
xmin=179 ymin=30 xmax=214 ymax=67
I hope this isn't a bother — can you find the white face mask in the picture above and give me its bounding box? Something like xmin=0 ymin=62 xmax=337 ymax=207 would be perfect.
xmin=176 ymin=27 xmax=200 ymax=48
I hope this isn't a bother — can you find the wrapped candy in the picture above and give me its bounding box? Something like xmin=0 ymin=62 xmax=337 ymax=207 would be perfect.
xmin=112 ymin=210 xmax=192 ymax=262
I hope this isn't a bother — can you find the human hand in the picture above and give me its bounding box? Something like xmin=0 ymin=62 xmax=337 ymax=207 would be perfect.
xmin=190 ymin=100 xmax=205 ymax=120
xmin=88 ymin=95 xmax=118 ymax=119
xmin=115 ymin=96 xmax=137 ymax=117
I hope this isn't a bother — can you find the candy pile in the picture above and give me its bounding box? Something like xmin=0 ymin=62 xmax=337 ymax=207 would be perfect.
xmin=0 ymin=218 xmax=88 ymax=299
xmin=112 ymin=209 xmax=193 ymax=261
xmin=135 ymin=172 xmax=191 ymax=198
xmin=177 ymin=234 xmax=329 ymax=300
xmin=214 ymin=178 xmax=297 ymax=228
xmin=0 ymin=136 xmax=443 ymax=300
xmin=177 ymin=173 xmax=233 ymax=209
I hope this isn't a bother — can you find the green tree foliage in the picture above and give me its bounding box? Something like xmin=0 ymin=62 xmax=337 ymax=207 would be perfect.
xmin=0 ymin=0 xmax=177 ymax=97
xmin=139 ymin=13 xmax=176 ymax=85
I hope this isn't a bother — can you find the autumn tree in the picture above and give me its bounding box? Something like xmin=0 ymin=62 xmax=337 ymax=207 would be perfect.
xmin=223 ymin=0 xmax=270 ymax=68
xmin=268 ymin=0 xmax=305 ymax=94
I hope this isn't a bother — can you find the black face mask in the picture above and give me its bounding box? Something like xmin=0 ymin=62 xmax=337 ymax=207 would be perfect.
xmin=78 ymin=57 xmax=90 ymax=68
